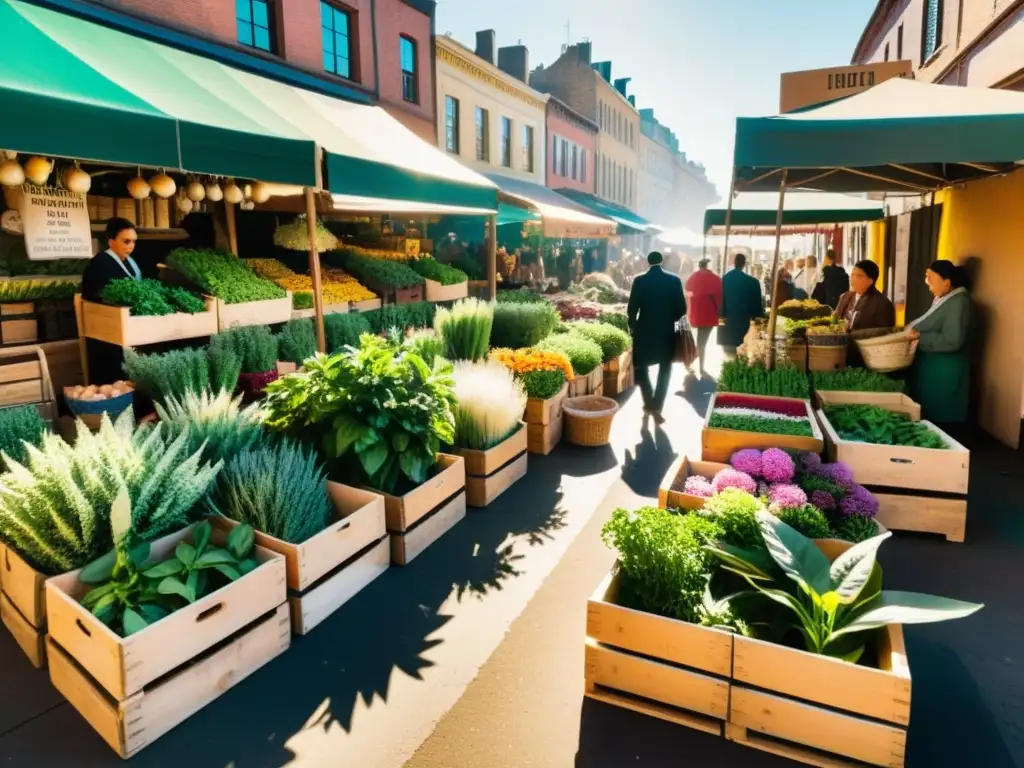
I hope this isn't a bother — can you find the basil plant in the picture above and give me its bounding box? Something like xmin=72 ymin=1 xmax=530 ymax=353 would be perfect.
xmin=706 ymin=511 xmax=983 ymax=663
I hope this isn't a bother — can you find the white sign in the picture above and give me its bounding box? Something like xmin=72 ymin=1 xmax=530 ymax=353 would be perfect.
xmin=892 ymin=213 xmax=911 ymax=305
xmin=19 ymin=184 xmax=92 ymax=260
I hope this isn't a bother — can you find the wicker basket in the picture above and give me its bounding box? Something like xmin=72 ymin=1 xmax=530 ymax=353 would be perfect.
xmin=564 ymin=395 xmax=619 ymax=447
xmin=854 ymin=329 xmax=919 ymax=373
xmin=785 ymin=341 xmax=807 ymax=371
xmin=808 ymin=344 xmax=847 ymax=372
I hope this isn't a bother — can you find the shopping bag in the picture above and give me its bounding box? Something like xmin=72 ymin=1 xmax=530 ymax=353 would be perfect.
xmin=674 ymin=319 xmax=698 ymax=366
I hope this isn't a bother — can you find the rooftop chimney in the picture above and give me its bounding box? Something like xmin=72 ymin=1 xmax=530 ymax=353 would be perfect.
xmin=614 ymin=77 xmax=631 ymax=97
xmin=498 ymin=45 xmax=530 ymax=83
xmin=628 ymin=94 xmax=636 ymax=107
xmin=475 ymin=30 xmax=496 ymax=65
xmin=577 ymin=41 xmax=592 ymax=64
xmin=593 ymin=61 xmax=612 ymax=82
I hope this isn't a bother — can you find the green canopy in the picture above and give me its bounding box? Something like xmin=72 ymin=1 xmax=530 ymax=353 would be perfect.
xmin=0 ymin=0 xmax=179 ymax=168
xmin=703 ymin=192 xmax=884 ymax=233
xmin=733 ymin=78 xmax=1024 ymax=194
xmin=498 ymin=203 xmax=541 ymax=226
xmin=554 ymin=189 xmax=651 ymax=234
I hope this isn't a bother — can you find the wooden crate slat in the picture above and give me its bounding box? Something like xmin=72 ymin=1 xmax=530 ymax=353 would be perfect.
xmin=0 ymin=379 xmax=43 ymax=407
xmin=0 ymin=592 xmax=46 ymax=668
xmin=657 ymin=456 xmax=730 ymax=511
xmin=873 ymin=492 xmax=967 ymax=543
xmin=465 ymin=453 xmax=527 ymax=508
xmin=390 ymin=491 xmax=467 ymax=566
xmin=527 ymin=416 xmax=562 ymax=455
xmin=524 ymin=384 xmax=568 ymax=427
xmin=702 ymin=392 xmax=824 ymax=462
xmin=382 ymin=454 xmax=466 ymax=533
xmin=2 ymin=544 xmax=47 ymax=628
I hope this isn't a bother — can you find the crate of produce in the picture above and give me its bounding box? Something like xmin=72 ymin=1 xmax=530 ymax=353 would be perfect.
xmin=815 ymin=390 xmax=921 ymax=420
xmin=216 ymin=293 xmax=293 ymax=331
xmin=75 ymin=295 xmax=218 ymax=347
xmin=527 ymin=415 xmax=562 ymax=456
xmin=424 ymin=278 xmax=469 ymax=303
xmin=213 ymin=483 xmax=389 ymax=635
xmin=585 ymin=565 xmax=732 ymax=735
xmin=378 ymin=454 xmax=467 ymax=566
xmin=702 ymin=392 xmax=823 ymax=462
xmin=658 ymin=456 xmax=730 ymax=511
xmin=0 ymin=345 xmax=57 ymax=422
xmin=524 ymin=383 xmax=568 ymax=427
xmin=455 ymin=425 xmax=528 ymax=508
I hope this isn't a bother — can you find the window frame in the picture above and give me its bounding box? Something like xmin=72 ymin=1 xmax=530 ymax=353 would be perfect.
xmin=921 ymin=0 xmax=943 ymax=63
xmin=580 ymin=149 xmax=587 ymax=184
xmin=445 ymin=95 xmax=460 ymax=154
xmin=400 ymin=35 xmax=418 ymax=104
xmin=320 ymin=1 xmax=353 ymax=80
xmin=476 ymin=107 xmax=490 ymax=162
xmin=522 ymin=124 xmax=535 ymax=173
xmin=500 ymin=116 xmax=512 ymax=168
xmin=237 ymin=0 xmax=276 ymax=53
xmin=897 ymin=23 xmax=904 ymax=60
xmin=552 ymin=134 xmax=560 ymax=176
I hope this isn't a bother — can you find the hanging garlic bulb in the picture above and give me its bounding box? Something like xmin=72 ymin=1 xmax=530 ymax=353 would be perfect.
xmin=0 ymin=159 xmax=25 ymax=187
xmin=0 ymin=150 xmax=17 ymax=161
xmin=149 ymin=172 xmax=176 ymax=199
xmin=205 ymin=181 xmax=224 ymax=202
xmin=178 ymin=196 xmax=194 ymax=214
xmin=241 ymin=200 xmax=256 ymax=211
xmin=23 ymin=156 xmax=52 ymax=185
xmin=223 ymin=181 xmax=244 ymax=205
xmin=186 ymin=180 xmax=206 ymax=202
xmin=127 ymin=176 xmax=151 ymax=200
xmin=63 ymin=165 xmax=92 ymax=195
xmin=249 ymin=181 xmax=271 ymax=204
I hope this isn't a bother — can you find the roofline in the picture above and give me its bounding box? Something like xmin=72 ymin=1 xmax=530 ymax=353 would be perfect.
xmin=546 ymin=94 xmax=599 ymax=133
xmin=852 ymin=0 xmax=898 ymax=64
xmin=436 ymin=34 xmax=550 ymax=105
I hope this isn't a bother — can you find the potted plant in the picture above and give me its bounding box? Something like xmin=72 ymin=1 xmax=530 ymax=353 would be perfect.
xmin=566 ymin=320 xmax=632 ymax=395
xmin=490 ymin=347 xmax=574 ymax=456
xmin=208 ymin=325 xmax=279 ymax=400
xmin=434 ymin=298 xmax=493 ymax=362
xmin=536 ymin=329 xmax=604 ymax=397
xmin=410 ymin=257 xmax=469 ymax=302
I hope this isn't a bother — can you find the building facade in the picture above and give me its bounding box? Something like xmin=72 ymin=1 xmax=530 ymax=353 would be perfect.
xmin=545 ymin=96 xmax=597 ymax=194
xmin=852 ymin=0 xmax=1024 ymax=90
xmin=637 ymin=110 xmax=677 ymax=227
xmin=75 ymin=0 xmax=438 ymax=140
xmin=530 ymin=43 xmax=640 ymax=211
xmin=674 ymin=154 xmax=718 ymax=232
xmin=434 ymin=32 xmax=547 ymax=185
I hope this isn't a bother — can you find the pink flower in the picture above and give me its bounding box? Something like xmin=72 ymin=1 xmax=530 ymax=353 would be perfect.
xmin=769 ymin=483 xmax=808 ymax=510
xmin=730 ymin=448 xmax=763 ymax=477
xmin=684 ymin=475 xmax=714 ymax=498
xmin=712 ymin=468 xmax=757 ymax=495
xmin=761 ymin=448 xmax=795 ymax=483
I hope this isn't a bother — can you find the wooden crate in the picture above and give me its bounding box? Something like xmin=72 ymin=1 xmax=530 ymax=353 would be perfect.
xmin=586 ymin=365 xmax=604 ymax=394
xmin=290 ymin=302 xmax=349 ymax=320
xmin=873 ymin=492 xmax=967 ymax=544
xmin=603 ymin=364 xmax=634 ymax=397
xmin=1 ymin=302 xmax=38 ymax=344
xmin=276 ymin=361 xmax=298 ymax=376
xmin=702 ymin=392 xmax=823 ymax=462
xmin=524 ymin=383 xmax=568 ymax=427
xmin=815 ymin=390 xmax=921 ymax=420
xmin=567 ymin=374 xmax=588 ymax=398
xmin=45 ymin=524 xmax=287 ymax=700
xmin=817 ymin=411 xmax=969 ymax=496
xmin=1 ymin=543 xmax=47 ymax=666
xmin=658 ymin=456 xmax=730 ymax=510
xmin=394 ymin=285 xmax=424 ymax=305
xmin=353 ymin=298 xmax=382 ymax=312
xmin=216 ymin=294 xmax=293 ymax=331
xmin=424 ymin=279 xmax=468 ymax=303
xmin=455 ymin=426 xmax=528 ymax=508
xmin=527 ymin=415 xmax=562 ymax=456
xmin=0 ymin=345 xmax=56 ymax=419
xmin=212 ymin=484 xmax=388 ymax=635
xmin=390 ymin=491 xmax=467 ymax=566
xmin=76 ymin=295 xmax=218 ymax=347
xmin=728 ymin=626 xmax=911 ymax=768
xmin=605 ymin=349 xmax=632 ymax=375
xmin=48 ymin=602 xmax=291 ymax=759
xmin=1 ymin=591 xmax=45 ymax=668
xmin=584 ymin=565 xmax=732 ymax=735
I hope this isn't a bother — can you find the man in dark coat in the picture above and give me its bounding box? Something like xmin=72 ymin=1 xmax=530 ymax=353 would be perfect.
xmin=627 ymin=251 xmax=686 ymax=420
xmin=833 ymin=260 xmax=896 ymax=333
xmin=719 ymin=253 xmax=763 ymax=356
xmin=811 ymin=248 xmax=850 ymax=309
xmin=81 ymin=217 xmax=142 ymax=385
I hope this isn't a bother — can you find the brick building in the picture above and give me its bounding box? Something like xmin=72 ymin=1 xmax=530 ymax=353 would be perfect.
xmin=60 ymin=0 xmax=438 ymax=140
xmin=545 ymin=96 xmax=597 ymax=195
xmin=852 ymin=0 xmax=1024 ymax=90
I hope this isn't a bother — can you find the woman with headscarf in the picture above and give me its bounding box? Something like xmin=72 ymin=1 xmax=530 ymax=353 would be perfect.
xmin=906 ymin=260 xmax=971 ymax=423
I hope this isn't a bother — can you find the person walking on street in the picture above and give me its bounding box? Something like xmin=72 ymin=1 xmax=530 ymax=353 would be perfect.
xmin=627 ymin=251 xmax=686 ymax=422
xmin=812 ymin=248 xmax=850 ymax=309
xmin=719 ymin=253 xmax=764 ymax=357
xmin=685 ymin=258 xmax=722 ymax=377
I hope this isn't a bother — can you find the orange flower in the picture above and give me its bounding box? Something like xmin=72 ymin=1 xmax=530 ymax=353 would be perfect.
xmin=490 ymin=348 xmax=573 ymax=379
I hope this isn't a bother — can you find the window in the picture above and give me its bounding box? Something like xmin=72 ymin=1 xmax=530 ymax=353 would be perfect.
xmin=552 ymin=135 xmax=560 ymax=176
xmin=321 ymin=2 xmax=351 ymax=78
xmin=445 ymin=96 xmax=460 ymax=154
xmin=922 ymin=0 xmax=942 ymax=62
xmin=598 ymin=101 xmax=604 ymax=130
xmin=476 ymin=107 xmax=489 ymax=162
xmin=571 ymin=144 xmax=578 ymax=180
xmin=500 ymin=117 xmax=512 ymax=167
xmin=559 ymin=139 xmax=569 ymax=177
xmin=884 ymin=42 xmax=890 ymax=62
xmin=580 ymin=149 xmax=587 ymax=183
xmin=897 ymin=23 xmax=904 ymax=60
xmin=400 ymin=36 xmax=417 ymax=103
xmin=522 ymin=125 xmax=534 ymax=173
xmin=237 ymin=0 xmax=274 ymax=52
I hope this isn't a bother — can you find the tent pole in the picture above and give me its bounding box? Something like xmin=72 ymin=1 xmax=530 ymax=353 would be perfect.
xmin=765 ymin=169 xmax=789 ymax=370
xmin=721 ymin=171 xmax=737 ymax=275
xmin=225 ymin=201 xmax=238 ymax=256
xmin=488 ymin=214 xmax=498 ymax=300
xmin=305 ymin=188 xmax=326 ymax=354
xmin=702 ymin=232 xmax=708 ymax=262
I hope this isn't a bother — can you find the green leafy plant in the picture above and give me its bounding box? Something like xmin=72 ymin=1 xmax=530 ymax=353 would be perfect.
xmin=123 ymin=347 xmax=211 ymax=404
xmin=325 ymin=312 xmax=372 ymax=353
xmin=167 ymin=248 xmax=286 ymax=304
xmin=832 ymin=514 xmax=880 ymax=544
xmin=566 ymin=321 xmax=631 ymax=362
xmin=520 ymin=369 xmax=565 ymax=400
xmin=403 ymin=329 xmax=444 ymax=369
xmin=262 ymin=334 xmax=456 ymax=494
xmin=451 ymin=360 xmax=526 ymax=450
xmin=210 ymin=440 xmax=332 ymax=544
xmin=718 ymin=358 xmax=810 ymax=398
xmin=0 ymin=412 xmax=221 ymax=575
xmin=812 ymin=368 xmax=904 ymax=393
xmin=706 ymin=512 xmax=983 ymax=662
xmin=364 ymin=302 xmax=436 ymax=335
xmin=100 ymin=278 xmax=206 ymax=316
xmin=0 ymin=279 xmax=78 ymax=302
xmin=410 ymin=258 xmax=468 ymax=286
xmin=824 ymin=404 xmax=947 ymax=448
xmin=273 ymin=216 xmax=339 ymax=253
xmin=434 ymin=298 xmax=494 ymax=362
xmin=337 ymin=251 xmax=424 ymax=288
xmin=491 ymin=301 xmax=560 ymax=348
xmin=209 ymin=326 xmax=278 ymax=374
xmin=708 ymin=412 xmax=814 ymax=437
xmin=600 ymin=311 xmax=629 ymax=333
xmin=701 ymin=489 xmax=765 ymax=550
xmin=292 ymin=292 xmax=314 ymax=310
xmin=278 ymin=318 xmax=317 ymax=366
xmin=496 ymin=290 xmax=547 ymax=304
xmin=776 ymin=504 xmax=832 ymax=540
xmin=156 ymin=389 xmax=264 ymax=465
xmin=535 ymin=331 xmax=602 ymax=375
xmin=0 ymin=404 xmax=46 ymax=468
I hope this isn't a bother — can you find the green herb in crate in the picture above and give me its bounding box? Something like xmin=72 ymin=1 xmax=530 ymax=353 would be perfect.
xmin=707 ymin=412 xmax=814 ymax=437
xmin=566 ymin=320 xmax=631 ymax=362
xmin=491 ymin=301 xmax=560 ymax=348
xmin=812 ymin=368 xmax=904 ymax=393
xmin=335 ymin=251 xmax=424 ymax=288
xmin=278 ymin=318 xmax=316 ymax=366
xmin=167 ymin=248 xmax=286 ymax=304
xmin=410 ymin=258 xmax=468 ymax=286
xmin=0 ymin=279 xmax=78 ymax=303
xmin=535 ymin=331 xmax=602 ymax=375
xmin=717 ymin=358 xmax=810 ymax=398
xmin=0 ymin=405 xmax=46 ymax=468
xmin=123 ymin=347 xmax=213 ymax=404
xmin=209 ymin=326 xmax=278 ymax=375
xmin=100 ymin=278 xmax=206 ymax=316
xmin=823 ymin=404 xmax=948 ymax=448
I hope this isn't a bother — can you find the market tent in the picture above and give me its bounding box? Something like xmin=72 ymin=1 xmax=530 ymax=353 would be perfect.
xmin=554 ymin=189 xmax=652 ymax=234
xmin=328 ymin=194 xmax=497 ymax=217
xmin=497 ymin=203 xmax=541 ymax=226
xmin=0 ymin=0 xmax=180 ymax=168
xmin=703 ymin=192 xmax=884 ymax=233
xmin=734 ymin=78 xmax=1024 ymax=193
xmin=485 ymin=175 xmax=615 ymax=238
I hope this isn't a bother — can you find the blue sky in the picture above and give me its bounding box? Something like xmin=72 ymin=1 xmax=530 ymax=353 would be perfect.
xmin=435 ymin=0 xmax=878 ymax=199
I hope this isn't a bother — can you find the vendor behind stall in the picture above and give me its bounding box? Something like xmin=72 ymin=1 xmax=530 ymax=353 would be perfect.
xmin=81 ymin=217 xmax=141 ymax=385
xmin=834 ymin=260 xmax=895 ymax=333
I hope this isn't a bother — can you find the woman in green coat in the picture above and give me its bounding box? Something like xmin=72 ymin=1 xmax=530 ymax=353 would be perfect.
xmin=907 ymin=260 xmax=971 ymax=424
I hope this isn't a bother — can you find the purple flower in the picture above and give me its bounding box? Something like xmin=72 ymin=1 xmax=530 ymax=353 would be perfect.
xmin=711 ymin=468 xmax=757 ymax=495
xmin=761 ymin=448 xmax=795 ymax=483
xmin=810 ymin=490 xmax=837 ymax=510
xmin=769 ymin=483 xmax=808 ymax=510
xmin=840 ymin=484 xmax=879 ymax=518
xmin=730 ymin=449 xmax=763 ymax=477
xmin=822 ymin=461 xmax=855 ymax=489
xmin=800 ymin=452 xmax=823 ymax=474
xmin=684 ymin=475 xmax=714 ymax=498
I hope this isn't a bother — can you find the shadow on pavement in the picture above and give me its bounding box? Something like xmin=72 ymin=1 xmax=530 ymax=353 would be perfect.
xmin=620 ymin=421 xmax=673 ymax=499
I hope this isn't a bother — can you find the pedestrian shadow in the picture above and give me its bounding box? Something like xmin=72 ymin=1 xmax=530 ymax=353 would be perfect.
xmin=620 ymin=421 xmax=673 ymax=498
xmin=674 ymin=371 xmax=715 ymax=417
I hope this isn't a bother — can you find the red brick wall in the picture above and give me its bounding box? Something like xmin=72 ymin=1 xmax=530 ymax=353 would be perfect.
xmin=98 ymin=0 xmax=236 ymax=45
xmin=281 ymin=0 xmax=375 ymax=90
xmin=374 ymin=0 xmax=435 ymax=137
xmin=546 ymin=111 xmax=596 ymax=194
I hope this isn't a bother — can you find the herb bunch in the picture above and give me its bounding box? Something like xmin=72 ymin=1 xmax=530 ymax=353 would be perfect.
xmin=167 ymin=248 xmax=286 ymax=304
xmin=824 ymin=404 xmax=948 ymax=449
xmin=101 ymin=278 xmax=206 ymax=316
xmin=717 ymin=358 xmax=810 ymax=398
xmin=410 ymin=258 xmax=468 ymax=286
